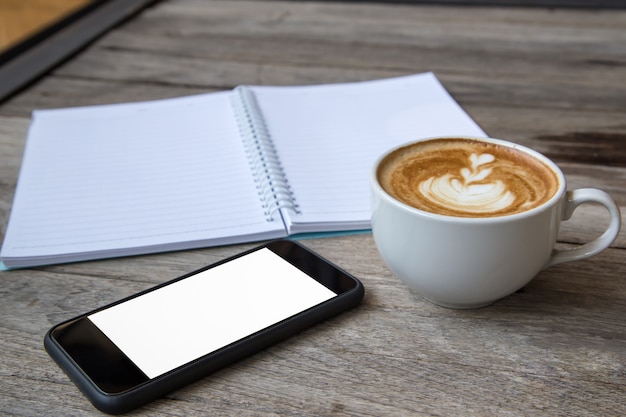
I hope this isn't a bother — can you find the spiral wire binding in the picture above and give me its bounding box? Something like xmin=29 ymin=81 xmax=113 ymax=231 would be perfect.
xmin=231 ymin=86 xmax=299 ymax=222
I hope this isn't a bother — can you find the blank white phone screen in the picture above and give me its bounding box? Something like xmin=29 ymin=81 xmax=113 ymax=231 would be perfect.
xmin=88 ymin=248 xmax=337 ymax=379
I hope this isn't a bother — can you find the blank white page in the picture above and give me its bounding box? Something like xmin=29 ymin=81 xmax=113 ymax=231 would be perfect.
xmin=250 ymin=73 xmax=485 ymax=232
xmin=1 ymin=92 xmax=285 ymax=266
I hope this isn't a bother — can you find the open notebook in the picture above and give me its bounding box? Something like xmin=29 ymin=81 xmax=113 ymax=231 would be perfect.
xmin=0 ymin=72 xmax=485 ymax=268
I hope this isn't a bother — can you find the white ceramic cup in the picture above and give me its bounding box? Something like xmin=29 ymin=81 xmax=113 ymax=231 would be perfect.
xmin=371 ymin=136 xmax=622 ymax=308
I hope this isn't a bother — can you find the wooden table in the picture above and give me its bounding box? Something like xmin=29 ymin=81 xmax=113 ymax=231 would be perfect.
xmin=1 ymin=1 xmax=625 ymax=415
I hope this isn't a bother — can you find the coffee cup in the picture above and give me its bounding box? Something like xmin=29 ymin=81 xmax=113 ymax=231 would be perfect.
xmin=371 ymin=136 xmax=622 ymax=308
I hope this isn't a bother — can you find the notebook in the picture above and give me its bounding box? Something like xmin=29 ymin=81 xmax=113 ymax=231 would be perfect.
xmin=0 ymin=72 xmax=485 ymax=268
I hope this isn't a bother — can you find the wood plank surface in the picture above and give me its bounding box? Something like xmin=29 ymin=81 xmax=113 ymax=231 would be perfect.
xmin=1 ymin=1 xmax=625 ymax=416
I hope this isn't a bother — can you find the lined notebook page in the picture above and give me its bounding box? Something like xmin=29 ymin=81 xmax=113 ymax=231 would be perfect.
xmin=1 ymin=92 xmax=285 ymax=266
xmin=250 ymin=73 xmax=485 ymax=233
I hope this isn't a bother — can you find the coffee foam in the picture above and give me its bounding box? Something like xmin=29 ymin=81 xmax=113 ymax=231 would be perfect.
xmin=378 ymin=138 xmax=560 ymax=218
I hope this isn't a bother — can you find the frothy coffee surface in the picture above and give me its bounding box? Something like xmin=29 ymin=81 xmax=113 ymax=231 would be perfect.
xmin=378 ymin=138 xmax=560 ymax=217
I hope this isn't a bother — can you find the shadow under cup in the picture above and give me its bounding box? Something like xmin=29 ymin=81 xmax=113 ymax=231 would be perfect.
xmin=370 ymin=136 xmax=621 ymax=309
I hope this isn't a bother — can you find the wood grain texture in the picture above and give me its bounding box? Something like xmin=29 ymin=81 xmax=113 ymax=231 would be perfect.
xmin=0 ymin=1 xmax=625 ymax=416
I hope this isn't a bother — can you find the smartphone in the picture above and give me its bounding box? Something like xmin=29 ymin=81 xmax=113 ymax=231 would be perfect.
xmin=44 ymin=240 xmax=364 ymax=414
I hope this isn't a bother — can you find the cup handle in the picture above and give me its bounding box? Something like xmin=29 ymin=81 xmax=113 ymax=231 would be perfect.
xmin=545 ymin=188 xmax=622 ymax=268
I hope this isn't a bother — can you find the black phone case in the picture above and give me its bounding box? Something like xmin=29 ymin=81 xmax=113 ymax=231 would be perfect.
xmin=44 ymin=240 xmax=364 ymax=414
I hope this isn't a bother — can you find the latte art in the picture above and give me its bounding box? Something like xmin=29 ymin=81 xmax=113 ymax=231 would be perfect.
xmin=378 ymin=138 xmax=560 ymax=218
xmin=419 ymin=152 xmax=517 ymax=214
